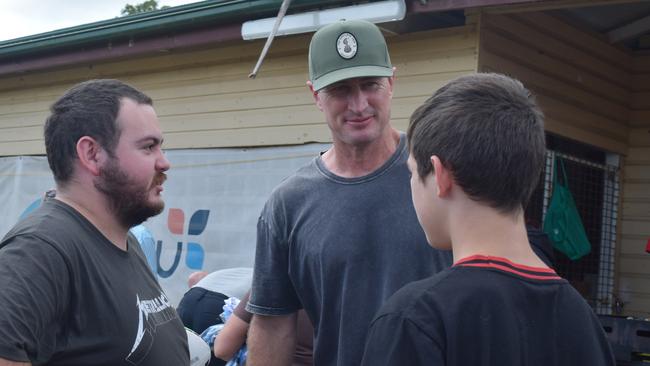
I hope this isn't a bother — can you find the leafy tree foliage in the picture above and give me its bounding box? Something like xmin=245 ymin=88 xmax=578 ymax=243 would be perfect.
xmin=121 ymin=0 xmax=169 ymax=16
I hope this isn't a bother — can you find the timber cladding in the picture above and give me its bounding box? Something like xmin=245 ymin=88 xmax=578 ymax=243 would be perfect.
xmin=619 ymin=54 xmax=650 ymax=317
xmin=478 ymin=11 xmax=631 ymax=155
xmin=0 ymin=25 xmax=478 ymax=156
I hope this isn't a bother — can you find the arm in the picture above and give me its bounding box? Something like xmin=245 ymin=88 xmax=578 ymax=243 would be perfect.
xmin=246 ymin=313 xmax=297 ymax=366
xmin=0 ymin=236 xmax=69 ymax=364
xmin=213 ymin=291 xmax=253 ymax=361
xmin=246 ymin=209 xmax=300 ymax=365
xmin=0 ymin=359 xmax=30 ymax=366
xmin=213 ymin=313 xmax=250 ymax=361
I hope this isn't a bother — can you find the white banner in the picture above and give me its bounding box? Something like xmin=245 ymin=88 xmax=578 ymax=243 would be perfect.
xmin=0 ymin=144 xmax=328 ymax=305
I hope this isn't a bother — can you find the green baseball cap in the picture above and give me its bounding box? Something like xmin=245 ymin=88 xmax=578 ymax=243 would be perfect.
xmin=308 ymin=19 xmax=393 ymax=91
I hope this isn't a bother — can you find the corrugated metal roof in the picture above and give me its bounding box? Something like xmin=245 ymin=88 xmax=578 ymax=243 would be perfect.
xmin=0 ymin=0 xmax=352 ymax=58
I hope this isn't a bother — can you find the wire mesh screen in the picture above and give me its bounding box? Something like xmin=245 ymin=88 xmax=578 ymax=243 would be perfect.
xmin=525 ymin=134 xmax=620 ymax=314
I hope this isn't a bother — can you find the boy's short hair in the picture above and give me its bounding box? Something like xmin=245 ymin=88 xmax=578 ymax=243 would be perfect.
xmin=407 ymin=73 xmax=545 ymax=213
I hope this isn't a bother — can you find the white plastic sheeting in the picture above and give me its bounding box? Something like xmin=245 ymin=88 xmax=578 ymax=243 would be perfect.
xmin=0 ymin=144 xmax=329 ymax=305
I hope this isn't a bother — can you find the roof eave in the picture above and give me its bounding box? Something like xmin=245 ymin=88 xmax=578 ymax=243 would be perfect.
xmin=0 ymin=24 xmax=242 ymax=76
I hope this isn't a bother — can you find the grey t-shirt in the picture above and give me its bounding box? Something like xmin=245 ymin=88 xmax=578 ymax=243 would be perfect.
xmin=247 ymin=134 xmax=452 ymax=366
xmin=0 ymin=199 xmax=189 ymax=366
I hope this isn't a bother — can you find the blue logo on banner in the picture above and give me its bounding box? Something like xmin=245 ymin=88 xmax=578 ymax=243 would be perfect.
xmin=157 ymin=208 xmax=210 ymax=278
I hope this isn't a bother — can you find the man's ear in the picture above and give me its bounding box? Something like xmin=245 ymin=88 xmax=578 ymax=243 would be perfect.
xmin=76 ymin=136 xmax=105 ymax=176
xmin=387 ymin=66 xmax=397 ymax=94
xmin=431 ymin=155 xmax=452 ymax=197
xmin=306 ymin=80 xmax=324 ymax=112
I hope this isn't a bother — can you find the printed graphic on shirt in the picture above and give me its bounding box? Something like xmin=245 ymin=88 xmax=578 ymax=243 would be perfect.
xmin=126 ymin=292 xmax=177 ymax=365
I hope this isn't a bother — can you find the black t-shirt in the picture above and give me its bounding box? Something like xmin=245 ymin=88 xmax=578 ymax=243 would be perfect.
xmin=361 ymin=255 xmax=615 ymax=366
xmin=0 ymin=199 xmax=189 ymax=366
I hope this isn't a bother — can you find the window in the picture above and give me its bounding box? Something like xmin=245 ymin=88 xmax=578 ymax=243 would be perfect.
xmin=526 ymin=134 xmax=620 ymax=314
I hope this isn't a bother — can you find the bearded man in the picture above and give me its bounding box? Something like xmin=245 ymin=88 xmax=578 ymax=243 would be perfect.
xmin=0 ymin=79 xmax=189 ymax=366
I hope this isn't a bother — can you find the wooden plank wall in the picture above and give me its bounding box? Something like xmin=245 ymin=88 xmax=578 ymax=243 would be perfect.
xmin=619 ymin=54 xmax=650 ymax=316
xmin=478 ymin=12 xmax=631 ymax=155
xmin=0 ymin=25 xmax=478 ymax=156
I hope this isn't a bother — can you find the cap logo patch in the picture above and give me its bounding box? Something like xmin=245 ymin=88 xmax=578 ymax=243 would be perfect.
xmin=336 ymin=32 xmax=357 ymax=59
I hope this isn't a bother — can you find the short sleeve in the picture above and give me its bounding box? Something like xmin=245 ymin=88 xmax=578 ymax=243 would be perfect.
xmin=246 ymin=214 xmax=301 ymax=316
xmin=0 ymin=235 xmax=70 ymax=363
xmin=234 ymin=291 xmax=253 ymax=323
xmin=361 ymin=312 xmax=444 ymax=366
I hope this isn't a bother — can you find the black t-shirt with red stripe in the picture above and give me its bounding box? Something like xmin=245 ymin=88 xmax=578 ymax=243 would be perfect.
xmin=361 ymin=255 xmax=615 ymax=366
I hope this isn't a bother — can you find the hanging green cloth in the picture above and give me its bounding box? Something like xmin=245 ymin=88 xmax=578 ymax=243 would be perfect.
xmin=543 ymin=157 xmax=591 ymax=260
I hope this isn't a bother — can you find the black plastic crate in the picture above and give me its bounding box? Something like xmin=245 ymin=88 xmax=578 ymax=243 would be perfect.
xmin=599 ymin=315 xmax=650 ymax=364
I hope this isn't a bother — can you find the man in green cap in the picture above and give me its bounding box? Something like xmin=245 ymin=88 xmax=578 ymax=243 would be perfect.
xmin=245 ymin=20 xmax=451 ymax=366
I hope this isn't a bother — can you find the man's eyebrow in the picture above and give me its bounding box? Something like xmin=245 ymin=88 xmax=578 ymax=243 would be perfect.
xmin=136 ymin=136 xmax=163 ymax=145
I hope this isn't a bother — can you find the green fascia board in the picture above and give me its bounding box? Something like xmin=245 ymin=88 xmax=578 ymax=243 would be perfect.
xmin=0 ymin=0 xmax=355 ymax=58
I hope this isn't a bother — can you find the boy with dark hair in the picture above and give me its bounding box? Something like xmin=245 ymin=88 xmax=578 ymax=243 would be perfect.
xmin=361 ymin=73 xmax=614 ymax=365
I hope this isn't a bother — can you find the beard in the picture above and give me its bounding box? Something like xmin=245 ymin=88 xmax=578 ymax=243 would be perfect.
xmin=94 ymin=158 xmax=167 ymax=228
